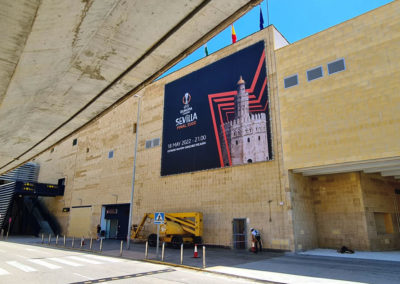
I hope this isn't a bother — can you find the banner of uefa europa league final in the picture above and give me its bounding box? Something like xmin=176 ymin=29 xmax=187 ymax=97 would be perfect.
xmin=161 ymin=41 xmax=272 ymax=176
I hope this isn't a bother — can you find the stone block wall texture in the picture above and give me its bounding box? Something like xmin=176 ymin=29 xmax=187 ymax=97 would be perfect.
xmin=275 ymin=1 xmax=400 ymax=170
xmin=311 ymin=173 xmax=370 ymax=250
xmin=290 ymin=171 xmax=400 ymax=251
xmin=35 ymin=27 xmax=294 ymax=249
xmin=289 ymin=172 xmax=318 ymax=251
xmin=360 ymin=173 xmax=400 ymax=251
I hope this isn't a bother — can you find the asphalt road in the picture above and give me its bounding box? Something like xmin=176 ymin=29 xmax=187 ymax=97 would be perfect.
xmin=0 ymin=241 xmax=256 ymax=284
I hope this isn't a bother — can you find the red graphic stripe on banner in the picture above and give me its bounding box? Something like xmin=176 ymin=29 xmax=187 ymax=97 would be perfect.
xmin=218 ymin=104 xmax=232 ymax=166
xmin=214 ymin=97 xmax=235 ymax=103
xmin=225 ymin=111 xmax=234 ymax=121
xmin=249 ymin=50 xmax=265 ymax=91
xmin=208 ymin=96 xmax=224 ymax=167
xmin=208 ymin=90 xmax=237 ymax=98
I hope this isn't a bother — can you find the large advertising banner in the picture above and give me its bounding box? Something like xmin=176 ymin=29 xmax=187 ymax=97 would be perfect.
xmin=161 ymin=41 xmax=272 ymax=176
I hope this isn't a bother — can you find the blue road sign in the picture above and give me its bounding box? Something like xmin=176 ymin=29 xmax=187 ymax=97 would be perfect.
xmin=154 ymin=212 xmax=165 ymax=224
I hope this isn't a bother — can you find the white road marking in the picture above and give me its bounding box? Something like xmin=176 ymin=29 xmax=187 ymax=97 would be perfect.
xmin=0 ymin=268 xmax=10 ymax=275
xmin=82 ymin=254 xmax=122 ymax=263
xmin=73 ymin=273 xmax=93 ymax=280
xmin=6 ymin=261 xmax=37 ymax=272
xmin=67 ymin=256 xmax=102 ymax=264
xmin=28 ymin=259 xmax=61 ymax=269
xmin=48 ymin=257 xmax=83 ymax=267
xmin=25 ymin=248 xmax=38 ymax=252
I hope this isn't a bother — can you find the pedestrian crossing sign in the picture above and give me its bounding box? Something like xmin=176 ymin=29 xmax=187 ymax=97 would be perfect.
xmin=154 ymin=212 xmax=165 ymax=224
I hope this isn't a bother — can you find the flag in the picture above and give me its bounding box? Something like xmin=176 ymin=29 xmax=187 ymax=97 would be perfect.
xmin=259 ymin=6 xmax=264 ymax=30
xmin=231 ymin=24 xmax=237 ymax=43
xmin=204 ymin=43 xmax=209 ymax=56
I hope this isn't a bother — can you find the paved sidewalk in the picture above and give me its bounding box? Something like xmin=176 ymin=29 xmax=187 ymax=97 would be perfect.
xmin=3 ymin=236 xmax=400 ymax=283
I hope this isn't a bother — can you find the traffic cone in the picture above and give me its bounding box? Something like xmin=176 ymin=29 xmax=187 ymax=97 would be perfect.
xmin=193 ymin=244 xmax=199 ymax=258
xmin=251 ymin=241 xmax=256 ymax=253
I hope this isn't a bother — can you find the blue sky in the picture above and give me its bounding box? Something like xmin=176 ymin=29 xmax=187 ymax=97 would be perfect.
xmin=159 ymin=0 xmax=392 ymax=79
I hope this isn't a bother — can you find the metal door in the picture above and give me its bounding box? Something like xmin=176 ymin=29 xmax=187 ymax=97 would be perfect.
xmin=232 ymin=218 xmax=247 ymax=249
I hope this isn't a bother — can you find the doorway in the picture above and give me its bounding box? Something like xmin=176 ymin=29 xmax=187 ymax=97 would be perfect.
xmin=106 ymin=219 xmax=118 ymax=239
xmin=232 ymin=218 xmax=247 ymax=249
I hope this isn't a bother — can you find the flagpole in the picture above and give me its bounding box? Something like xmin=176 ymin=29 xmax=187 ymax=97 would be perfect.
xmin=266 ymin=0 xmax=270 ymax=26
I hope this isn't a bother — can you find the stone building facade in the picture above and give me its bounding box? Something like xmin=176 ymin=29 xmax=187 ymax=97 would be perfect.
xmin=29 ymin=1 xmax=400 ymax=251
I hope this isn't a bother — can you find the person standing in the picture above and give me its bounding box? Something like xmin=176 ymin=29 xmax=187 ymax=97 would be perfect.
xmin=250 ymin=228 xmax=262 ymax=253
xmin=96 ymin=224 xmax=101 ymax=240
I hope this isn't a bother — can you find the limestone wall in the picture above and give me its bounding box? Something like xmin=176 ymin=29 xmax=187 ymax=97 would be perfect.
xmin=34 ymin=26 xmax=294 ymax=249
xmin=360 ymin=173 xmax=400 ymax=250
xmin=276 ymin=1 xmax=400 ymax=170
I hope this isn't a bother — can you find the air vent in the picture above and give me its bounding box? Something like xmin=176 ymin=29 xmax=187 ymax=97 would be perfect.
xmin=307 ymin=66 xmax=323 ymax=81
xmin=328 ymin=58 xmax=346 ymax=75
xmin=284 ymin=74 xmax=298 ymax=88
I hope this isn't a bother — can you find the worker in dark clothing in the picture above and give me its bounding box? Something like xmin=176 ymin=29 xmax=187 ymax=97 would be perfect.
xmin=96 ymin=224 xmax=101 ymax=240
xmin=250 ymin=228 xmax=262 ymax=253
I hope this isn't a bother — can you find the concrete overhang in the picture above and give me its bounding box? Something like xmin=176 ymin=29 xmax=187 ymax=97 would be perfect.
xmin=293 ymin=157 xmax=400 ymax=180
xmin=0 ymin=0 xmax=262 ymax=174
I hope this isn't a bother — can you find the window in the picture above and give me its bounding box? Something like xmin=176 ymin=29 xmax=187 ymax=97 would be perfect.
xmin=284 ymin=74 xmax=298 ymax=88
xmin=235 ymin=140 xmax=238 ymax=145
xmin=327 ymin=58 xmax=346 ymax=75
xmin=133 ymin=123 xmax=137 ymax=133
xmin=58 ymin=178 xmax=65 ymax=186
xmin=307 ymin=66 xmax=323 ymax=81
xmin=145 ymin=140 xmax=152 ymax=149
xmin=153 ymin=138 xmax=160 ymax=147
xmin=247 ymin=138 xmax=250 ymax=143
xmin=108 ymin=150 xmax=114 ymax=159
xmin=145 ymin=138 xmax=160 ymax=149
xmin=72 ymin=138 xmax=77 ymax=146
xmin=50 ymin=148 xmax=54 ymax=153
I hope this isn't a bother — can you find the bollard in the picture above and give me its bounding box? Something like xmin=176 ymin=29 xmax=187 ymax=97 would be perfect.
xmin=1 ymin=229 xmax=4 ymax=239
xmin=41 ymin=233 xmax=44 ymax=244
xmin=63 ymin=235 xmax=66 ymax=247
xmin=6 ymin=231 xmax=9 ymax=240
xmin=48 ymin=234 xmax=51 ymax=245
xmin=180 ymin=243 xmax=184 ymax=265
xmin=145 ymin=241 xmax=148 ymax=259
xmin=120 ymin=240 xmax=123 ymax=256
xmin=56 ymin=235 xmax=59 ymax=246
xmin=161 ymin=242 xmax=165 ymax=261
xmin=72 ymin=237 xmax=75 ymax=248
xmin=80 ymin=237 xmax=83 ymax=248
xmin=203 ymin=246 xmax=206 ymax=269
xmin=99 ymin=238 xmax=103 ymax=252
xmin=90 ymin=238 xmax=93 ymax=250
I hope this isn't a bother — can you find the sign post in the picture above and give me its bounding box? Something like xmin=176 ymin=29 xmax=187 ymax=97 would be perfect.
xmin=154 ymin=212 xmax=165 ymax=259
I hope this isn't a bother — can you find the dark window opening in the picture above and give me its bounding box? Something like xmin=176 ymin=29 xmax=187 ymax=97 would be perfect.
xmin=72 ymin=138 xmax=77 ymax=146
xmin=247 ymin=138 xmax=250 ymax=143
xmin=247 ymin=159 xmax=253 ymax=163
xmin=328 ymin=58 xmax=346 ymax=75
xmin=284 ymin=74 xmax=298 ymax=88
xmin=235 ymin=140 xmax=238 ymax=145
xmin=108 ymin=150 xmax=114 ymax=159
xmin=58 ymin=178 xmax=65 ymax=186
xmin=133 ymin=123 xmax=137 ymax=133
xmin=258 ymin=136 xmax=260 ymax=141
xmin=307 ymin=66 xmax=323 ymax=81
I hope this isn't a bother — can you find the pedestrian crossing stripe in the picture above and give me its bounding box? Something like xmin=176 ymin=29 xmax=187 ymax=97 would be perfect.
xmin=0 ymin=268 xmax=9 ymax=275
